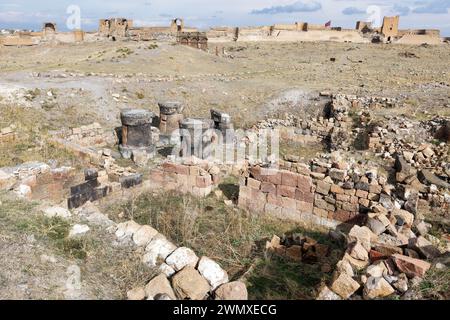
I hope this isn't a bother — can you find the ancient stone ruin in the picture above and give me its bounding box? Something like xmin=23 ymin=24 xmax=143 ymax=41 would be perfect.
xmin=176 ymin=32 xmax=208 ymax=50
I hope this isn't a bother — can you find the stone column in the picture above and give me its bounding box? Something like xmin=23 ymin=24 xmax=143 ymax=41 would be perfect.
xmin=119 ymin=109 xmax=155 ymax=159
xmin=180 ymin=118 xmax=215 ymax=159
xmin=158 ymin=101 xmax=184 ymax=144
xmin=211 ymin=109 xmax=234 ymax=143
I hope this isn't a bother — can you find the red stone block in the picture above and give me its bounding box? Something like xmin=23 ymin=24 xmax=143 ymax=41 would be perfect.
xmin=281 ymin=171 xmax=298 ymax=187
xmin=267 ymin=193 xmax=283 ymax=206
xmin=196 ymin=175 xmax=212 ymax=188
xmin=297 ymin=175 xmax=312 ymax=192
xmin=211 ymin=174 xmax=220 ymax=185
xmin=277 ymin=185 xmax=296 ymax=198
xmin=297 ymin=201 xmax=313 ymax=214
xmin=261 ymin=181 xmax=276 ymax=194
xmin=150 ymin=169 xmax=165 ymax=183
xmin=369 ymin=250 xmax=387 ymax=262
xmin=162 ymin=162 xmax=189 ymax=175
xmin=239 ymin=185 xmax=251 ymax=200
xmin=333 ymin=210 xmax=351 ymax=222
xmin=249 ymin=166 xmax=262 ymax=180
xmin=260 ymin=168 xmax=282 ymax=185
xmin=281 ymin=196 xmax=296 ymax=210
xmin=295 ymin=189 xmax=314 ymax=203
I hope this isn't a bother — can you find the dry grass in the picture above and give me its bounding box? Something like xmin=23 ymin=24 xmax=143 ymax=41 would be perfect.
xmin=0 ymin=192 xmax=156 ymax=299
xmin=104 ymin=182 xmax=343 ymax=300
xmin=417 ymin=267 xmax=450 ymax=300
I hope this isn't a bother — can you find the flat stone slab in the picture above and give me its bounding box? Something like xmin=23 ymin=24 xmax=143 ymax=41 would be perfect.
xmin=180 ymin=118 xmax=214 ymax=130
xmin=158 ymin=101 xmax=184 ymax=115
xmin=120 ymin=109 xmax=155 ymax=126
xmin=419 ymin=169 xmax=450 ymax=189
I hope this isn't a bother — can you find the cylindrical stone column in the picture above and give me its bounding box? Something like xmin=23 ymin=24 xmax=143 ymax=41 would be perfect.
xmin=119 ymin=109 xmax=155 ymax=159
xmin=179 ymin=118 xmax=215 ymax=159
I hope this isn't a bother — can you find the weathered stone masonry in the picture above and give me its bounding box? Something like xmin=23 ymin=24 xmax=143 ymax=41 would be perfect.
xmin=238 ymin=165 xmax=340 ymax=229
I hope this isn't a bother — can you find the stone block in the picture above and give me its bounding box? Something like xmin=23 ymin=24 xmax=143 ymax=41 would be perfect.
xmin=261 ymin=181 xmax=276 ymax=194
xmin=277 ymin=185 xmax=296 ymax=198
xmin=281 ymin=171 xmax=298 ymax=187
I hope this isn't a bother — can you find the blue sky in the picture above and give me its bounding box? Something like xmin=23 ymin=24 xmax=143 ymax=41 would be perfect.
xmin=1 ymin=0 xmax=449 ymax=35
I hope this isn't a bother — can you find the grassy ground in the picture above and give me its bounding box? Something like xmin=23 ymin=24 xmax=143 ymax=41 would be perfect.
xmin=103 ymin=181 xmax=343 ymax=300
xmin=417 ymin=266 xmax=450 ymax=300
xmin=0 ymin=192 xmax=155 ymax=299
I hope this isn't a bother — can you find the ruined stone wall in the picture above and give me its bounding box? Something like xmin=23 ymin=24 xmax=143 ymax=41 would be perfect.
xmin=233 ymin=30 xmax=368 ymax=43
xmin=238 ymin=165 xmax=339 ymax=229
xmin=149 ymin=161 xmax=220 ymax=197
xmin=59 ymin=123 xmax=116 ymax=148
xmin=396 ymin=33 xmax=442 ymax=45
xmin=1 ymin=35 xmax=38 ymax=46
xmin=0 ymin=162 xmax=81 ymax=201
xmin=49 ymin=123 xmax=117 ymax=166
xmin=238 ymin=159 xmax=399 ymax=230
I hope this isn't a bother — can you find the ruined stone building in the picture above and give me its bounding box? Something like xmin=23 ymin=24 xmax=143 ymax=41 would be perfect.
xmin=121 ymin=18 xmax=198 ymax=41
xmin=355 ymin=21 xmax=373 ymax=34
xmin=99 ymin=18 xmax=133 ymax=39
xmin=177 ymin=32 xmax=208 ymax=50
xmin=381 ymin=16 xmax=400 ymax=42
xmin=43 ymin=22 xmax=56 ymax=36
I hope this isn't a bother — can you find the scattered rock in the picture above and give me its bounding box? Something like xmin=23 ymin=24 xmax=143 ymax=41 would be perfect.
xmin=143 ymin=234 xmax=177 ymax=267
xmin=363 ymin=276 xmax=395 ymax=299
xmin=392 ymin=254 xmax=431 ymax=278
xmin=132 ymin=225 xmax=158 ymax=247
xmin=316 ymin=286 xmax=342 ymax=300
xmin=331 ymin=272 xmax=360 ymax=299
xmin=68 ymin=224 xmax=90 ymax=237
xmin=43 ymin=206 xmax=71 ymax=219
xmin=115 ymin=220 xmax=141 ymax=241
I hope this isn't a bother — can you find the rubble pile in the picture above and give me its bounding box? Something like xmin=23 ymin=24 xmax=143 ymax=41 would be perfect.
xmin=319 ymin=212 xmax=447 ymax=300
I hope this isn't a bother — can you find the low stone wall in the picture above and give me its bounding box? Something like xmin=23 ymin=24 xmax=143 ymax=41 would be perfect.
xmin=49 ymin=123 xmax=117 ymax=165
xmin=56 ymin=122 xmax=116 ymax=148
xmin=116 ymin=220 xmax=248 ymax=300
xmin=238 ymin=158 xmax=394 ymax=229
xmin=150 ymin=161 xmax=221 ymax=197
